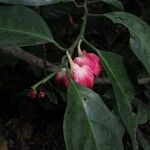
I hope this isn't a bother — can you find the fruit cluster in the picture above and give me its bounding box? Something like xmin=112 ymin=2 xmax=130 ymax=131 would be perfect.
xmin=55 ymin=47 xmax=102 ymax=89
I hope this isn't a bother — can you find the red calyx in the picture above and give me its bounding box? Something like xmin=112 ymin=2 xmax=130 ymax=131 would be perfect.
xmin=28 ymin=89 xmax=37 ymax=99
xmin=28 ymin=89 xmax=46 ymax=99
xmin=38 ymin=90 xmax=46 ymax=98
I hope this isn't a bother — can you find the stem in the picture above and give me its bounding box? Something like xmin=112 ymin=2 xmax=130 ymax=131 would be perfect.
xmin=61 ymin=55 xmax=67 ymax=64
xmin=66 ymin=51 xmax=74 ymax=67
xmin=72 ymin=0 xmax=83 ymax=8
xmin=31 ymin=71 xmax=57 ymax=90
xmin=83 ymin=39 xmax=99 ymax=54
xmin=77 ymin=39 xmax=83 ymax=56
xmin=50 ymin=15 xmax=87 ymax=55
xmin=52 ymin=40 xmax=67 ymax=51
xmin=69 ymin=16 xmax=87 ymax=55
xmin=31 ymin=65 xmax=63 ymax=90
xmin=66 ymin=67 xmax=72 ymax=81
xmin=51 ymin=16 xmax=87 ymax=54
xmin=1 ymin=47 xmax=54 ymax=71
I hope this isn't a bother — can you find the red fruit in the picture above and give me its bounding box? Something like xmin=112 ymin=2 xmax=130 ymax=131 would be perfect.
xmin=66 ymin=51 xmax=94 ymax=89
xmin=38 ymin=90 xmax=46 ymax=98
xmin=55 ymin=68 xmax=69 ymax=87
xmin=74 ymin=50 xmax=102 ymax=77
xmin=28 ymin=89 xmax=37 ymax=99
xmin=71 ymin=63 xmax=94 ymax=88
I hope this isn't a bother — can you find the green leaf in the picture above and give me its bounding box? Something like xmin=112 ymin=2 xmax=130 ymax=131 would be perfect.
xmin=64 ymin=81 xmax=124 ymax=150
xmin=84 ymin=40 xmax=138 ymax=150
xmin=104 ymin=12 xmax=150 ymax=74
xmin=99 ymin=51 xmax=138 ymax=150
xmin=0 ymin=6 xmax=53 ymax=47
xmin=0 ymin=0 xmax=72 ymax=6
xmin=101 ymin=0 xmax=124 ymax=10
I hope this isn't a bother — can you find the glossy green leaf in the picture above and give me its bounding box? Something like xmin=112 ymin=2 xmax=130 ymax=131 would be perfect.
xmin=100 ymin=51 xmax=138 ymax=150
xmin=64 ymin=81 xmax=124 ymax=150
xmin=104 ymin=12 xmax=150 ymax=74
xmin=0 ymin=6 xmax=53 ymax=47
xmin=0 ymin=0 xmax=72 ymax=6
xmin=84 ymin=40 xmax=138 ymax=150
xmin=101 ymin=0 xmax=124 ymax=10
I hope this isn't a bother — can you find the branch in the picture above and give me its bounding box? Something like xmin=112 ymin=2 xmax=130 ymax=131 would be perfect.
xmin=95 ymin=77 xmax=150 ymax=85
xmin=95 ymin=77 xmax=110 ymax=84
xmin=1 ymin=47 xmax=54 ymax=71
xmin=0 ymin=47 xmax=149 ymax=85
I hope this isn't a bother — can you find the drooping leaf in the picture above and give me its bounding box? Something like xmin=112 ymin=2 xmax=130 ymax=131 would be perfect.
xmin=104 ymin=12 xmax=150 ymax=74
xmin=99 ymin=51 xmax=138 ymax=150
xmin=101 ymin=0 xmax=124 ymax=10
xmin=0 ymin=6 xmax=53 ymax=47
xmin=64 ymin=81 xmax=124 ymax=150
xmin=84 ymin=40 xmax=138 ymax=150
xmin=0 ymin=0 xmax=72 ymax=6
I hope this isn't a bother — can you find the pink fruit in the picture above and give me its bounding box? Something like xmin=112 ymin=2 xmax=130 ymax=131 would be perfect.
xmin=71 ymin=63 xmax=94 ymax=88
xmin=74 ymin=50 xmax=102 ymax=77
xmin=66 ymin=51 xmax=94 ymax=89
xmin=55 ymin=68 xmax=69 ymax=87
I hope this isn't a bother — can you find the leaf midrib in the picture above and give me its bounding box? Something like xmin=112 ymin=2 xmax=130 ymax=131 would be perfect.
xmin=100 ymin=52 xmax=133 ymax=104
xmin=71 ymin=83 xmax=99 ymax=150
xmin=100 ymin=52 xmax=137 ymax=150
xmin=0 ymin=27 xmax=52 ymax=42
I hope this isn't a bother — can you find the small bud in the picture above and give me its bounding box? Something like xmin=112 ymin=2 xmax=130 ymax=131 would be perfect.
xmin=28 ymin=89 xmax=37 ymax=99
xmin=38 ymin=90 xmax=46 ymax=98
xmin=55 ymin=68 xmax=69 ymax=87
